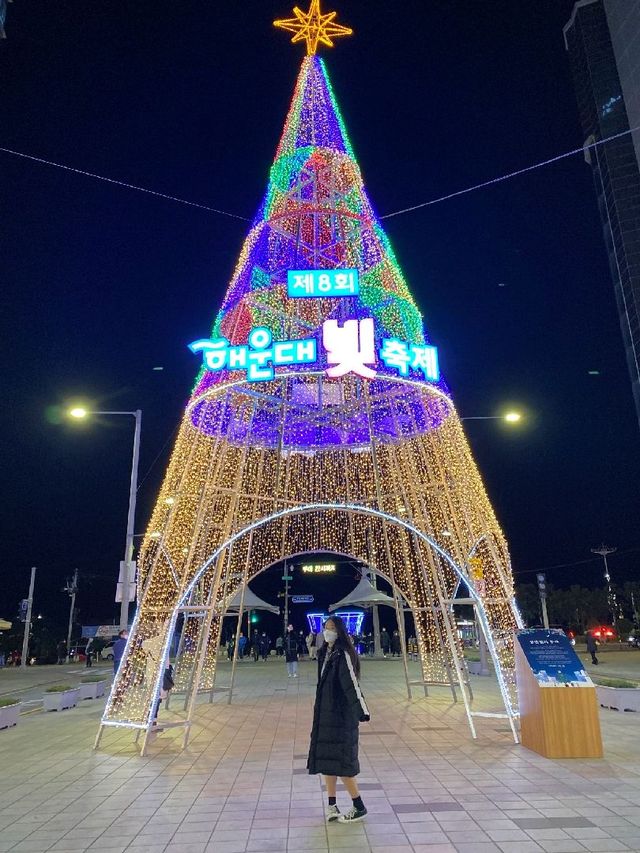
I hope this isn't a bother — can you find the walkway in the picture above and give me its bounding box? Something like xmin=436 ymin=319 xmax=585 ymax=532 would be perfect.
xmin=0 ymin=658 xmax=639 ymax=853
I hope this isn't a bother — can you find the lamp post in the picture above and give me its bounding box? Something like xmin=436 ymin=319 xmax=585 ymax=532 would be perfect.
xmin=591 ymin=545 xmax=618 ymax=626
xmin=69 ymin=408 xmax=142 ymax=631
xmin=460 ymin=412 xmax=522 ymax=423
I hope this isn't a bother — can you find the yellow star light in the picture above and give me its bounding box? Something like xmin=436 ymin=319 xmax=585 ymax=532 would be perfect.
xmin=274 ymin=0 xmax=353 ymax=56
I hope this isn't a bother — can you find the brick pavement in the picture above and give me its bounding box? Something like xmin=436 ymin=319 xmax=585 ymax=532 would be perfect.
xmin=1 ymin=658 xmax=639 ymax=853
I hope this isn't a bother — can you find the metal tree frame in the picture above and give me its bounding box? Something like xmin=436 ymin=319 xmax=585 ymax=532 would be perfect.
xmin=96 ymin=373 xmax=522 ymax=755
xmin=96 ymin=51 xmax=523 ymax=754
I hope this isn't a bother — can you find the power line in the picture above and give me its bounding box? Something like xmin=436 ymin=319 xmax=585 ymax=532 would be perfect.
xmin=137 ymin=422 xmax=182 ymax=491
xmin=0 ymin=146 xmax=250 ymax=221
xmin=2 ymin=124 xmax=639 ymax=223
xmin=514 ymin=545 xmax=640 ymax=578
xmin=379 ymin=125 xmax=640 ymax=219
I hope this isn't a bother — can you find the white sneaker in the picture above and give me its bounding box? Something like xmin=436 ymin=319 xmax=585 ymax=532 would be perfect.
xmin=292 ymin=673 xmax=298 ymax=678
xmin=326 ymin=804 xmax=341 ymax=822
xmin=338 ymin=805 xmax=367 ymax=823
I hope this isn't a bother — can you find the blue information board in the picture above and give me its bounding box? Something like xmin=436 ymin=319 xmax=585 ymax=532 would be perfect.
xmin=517 ymin=629 xmax=593 ymax=687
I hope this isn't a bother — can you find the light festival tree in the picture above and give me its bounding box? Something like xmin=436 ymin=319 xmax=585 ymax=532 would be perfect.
xmin=97 ymin=0 xmax=522 ymax=753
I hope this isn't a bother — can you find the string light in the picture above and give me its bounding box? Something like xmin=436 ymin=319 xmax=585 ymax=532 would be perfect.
xmin=100 ymin=47 xmax=520 ymax=741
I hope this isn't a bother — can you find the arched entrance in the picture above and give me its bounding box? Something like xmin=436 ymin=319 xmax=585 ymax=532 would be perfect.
xmin=96 ymin=503 xmax=521 ymax=755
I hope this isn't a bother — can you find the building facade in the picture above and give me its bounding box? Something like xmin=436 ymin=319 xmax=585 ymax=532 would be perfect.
xmin=564 ymin=0 xmax=640 ymax=429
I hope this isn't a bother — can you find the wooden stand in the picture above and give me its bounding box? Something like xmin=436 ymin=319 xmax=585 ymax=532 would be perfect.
xmin=515 ymin=641 xmax=603 ymax=758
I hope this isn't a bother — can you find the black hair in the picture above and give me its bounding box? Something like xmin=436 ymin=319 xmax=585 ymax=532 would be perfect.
xmin=324 ymin=615 xmax=360 ymax=678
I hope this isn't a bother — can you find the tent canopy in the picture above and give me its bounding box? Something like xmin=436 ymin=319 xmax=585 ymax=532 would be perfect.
xmin=329 ymin=576 xmax=396 ymax=612
xmin=223 ymin=586 xmax=280 ymax=615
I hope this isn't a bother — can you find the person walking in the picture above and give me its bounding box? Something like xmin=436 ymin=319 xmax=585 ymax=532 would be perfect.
xmin=306 ymin=630 xmax=317 ymax=660
xmin=284 ymin=624 xmax=299 ymax=677
xmin=307 ymin=615 xmax=370 ymax=824
xmin=113 ymin=629 xmax=129 ymax=674
xmin=85 ymin=639 xmax=93 ymax=668
xmin=586 ymin=632 xmax=599 ymax=665
xmin=151 ymin=663 xmax=175 ymax=729
xmin=56 ymin=640 xmax=67 ymax=665
xmin=259 ymin=632 xmax=271 ymax=661
xmin=252 ymin=630 xmax=260 ymax=662
xmin=380 ymin=628 xmax=390 ymax=657
xmin=238 ymin=632 xmax=247 ymax=660
xmin=226 ymin=635 xmax=235 ymax=660
xmin=298 ymin=630 xmax=307 ymax=656
xmin=391 ymin=630 xmax=401 ymax=657
xmin=275 ymin=635 xmax=284 ymax=656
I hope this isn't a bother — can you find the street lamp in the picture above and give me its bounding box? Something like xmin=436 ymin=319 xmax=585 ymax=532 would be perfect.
xmin=68 ymin=407 xmax=142 ymax=631
xmin=461 ymin=412 xmax=523 ymax=424
xmin=591 ymin=545 xmax=620 ymax=626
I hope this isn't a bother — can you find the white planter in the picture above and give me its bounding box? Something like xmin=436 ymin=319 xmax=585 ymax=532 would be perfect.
xmin=0 ymin=703 xmax=20 ymax=729
xmin=467 ymin=661 xmax=492 ymax=676
xmin=78 ymin=681 xmax=106 ymax=700
xmin=596 ymin=685 xmax=640 ymax=712
xmin=43 ymin=688 xmax=80 ymax=712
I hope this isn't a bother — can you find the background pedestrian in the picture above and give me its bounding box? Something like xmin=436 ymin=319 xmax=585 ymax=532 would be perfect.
xmin=284 ymin=624 xmax=298 ymax=677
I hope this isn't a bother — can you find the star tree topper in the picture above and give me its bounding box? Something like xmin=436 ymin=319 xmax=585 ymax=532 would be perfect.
xmin=274 ymin=0 xmax=352 ymax=55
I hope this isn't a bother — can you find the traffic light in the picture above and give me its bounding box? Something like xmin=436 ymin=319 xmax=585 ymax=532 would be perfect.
xmin=250 ymin=613 xmax=259 ymax=624
xmin=536 ymin=573 xmax=546 ymax=598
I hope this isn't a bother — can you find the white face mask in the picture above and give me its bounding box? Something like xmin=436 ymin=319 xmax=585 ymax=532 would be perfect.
xmin=323 ymin=629 xmax=338 ymax=644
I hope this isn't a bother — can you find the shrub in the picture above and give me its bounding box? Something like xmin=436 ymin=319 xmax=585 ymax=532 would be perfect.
xmin=80 ymin=675 xmax=105 ymax=683
xmin=45 ymin=685 xmax=73 ymax=693
xmin=594 ymin=677 xmax=638 ymax=689
xmin=0 ymin=697 xmax=19 ymax=708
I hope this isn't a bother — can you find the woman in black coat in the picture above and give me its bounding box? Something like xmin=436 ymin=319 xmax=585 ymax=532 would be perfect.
xmin=307 ymin=616 xmax=370 ymax=824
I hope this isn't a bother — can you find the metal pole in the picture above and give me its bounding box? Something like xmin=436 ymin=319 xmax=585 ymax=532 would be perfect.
xmin=541 ymin=596 xmax=550 ymax=629
xmin=120 ymin=409 xmax=142 ymax=631
xmin=283 ymin=561 xmax=289 ymax=634
xmin=20 ymin=567 xmax=36 ymax=669
xmin=475 ymin=607 xmax=490 ymax=674
xmin=372 ymin=603 xmax=381 ymax=656
xmin=228 ymin=532 xmax=253 ymax=704
xmin=591 ymin=546 xmax=617 ymax=625
xmin=65 ymin=568 xmax=78 ymax=661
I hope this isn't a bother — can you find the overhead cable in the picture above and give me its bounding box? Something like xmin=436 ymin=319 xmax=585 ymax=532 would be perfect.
xmin=2 ymin=125 xmax=639 ymax=222
xmin=379 ymin=125 xmax=640 ymax=219
xmin=0 ymin=145 xmax=250 ymax=221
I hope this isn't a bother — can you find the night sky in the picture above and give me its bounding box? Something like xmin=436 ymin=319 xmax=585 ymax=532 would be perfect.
xmin=2 ymin=0 xmax=639 ymax=629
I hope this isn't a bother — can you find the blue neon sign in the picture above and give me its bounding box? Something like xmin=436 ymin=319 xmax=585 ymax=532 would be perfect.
xmin=189 ymin=327 xmax=317 ymax=382
xmin=287 ymin=269 xmax=359 ymax=298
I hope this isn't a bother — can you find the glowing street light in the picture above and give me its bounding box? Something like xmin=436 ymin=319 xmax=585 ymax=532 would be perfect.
xmin=67 ymin=406 xmax=142 ymax=631
xmin=461 ymin=411 xmax=523 ymax=424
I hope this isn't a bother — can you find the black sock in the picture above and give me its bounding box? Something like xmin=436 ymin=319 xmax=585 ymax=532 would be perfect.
xmin=328 ymin=796 xmax=336 ymax=807
xmin=352 ymin=795 xmax=364 ymax=811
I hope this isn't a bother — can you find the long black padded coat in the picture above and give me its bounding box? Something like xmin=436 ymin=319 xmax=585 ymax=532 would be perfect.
xmin=307 ymin=644 xmax=370 ymax=777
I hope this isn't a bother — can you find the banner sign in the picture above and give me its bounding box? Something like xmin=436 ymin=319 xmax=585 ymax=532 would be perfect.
xmin=301 ymin=563 xmax=336 ymax=574
xmin=82 ymin=625 xmax=120 ymax=639
xmin=517 ymin=629 xmax=593 ymax=687
xmin=115 ymin=561 xmax=137 ymax=603
xmin=287 ymin=268 xmax=359 ymax=297
xmin=190 ymin=318 xmax=439 ymax=383
xmin=191 ymin=327 xmax=317 ymax=382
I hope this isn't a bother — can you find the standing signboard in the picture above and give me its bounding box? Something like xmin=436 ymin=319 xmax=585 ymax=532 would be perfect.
xmin=515 ymin=629 xmax=602 ymax=758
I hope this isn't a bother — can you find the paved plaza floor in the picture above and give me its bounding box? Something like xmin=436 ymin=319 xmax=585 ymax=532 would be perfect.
xmin=1 ymin=658 xmax=640 ymax=853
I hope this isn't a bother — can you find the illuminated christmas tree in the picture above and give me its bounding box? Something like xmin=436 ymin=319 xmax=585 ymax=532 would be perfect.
xmin=98 ymin=1 xmax=521 ymax=752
